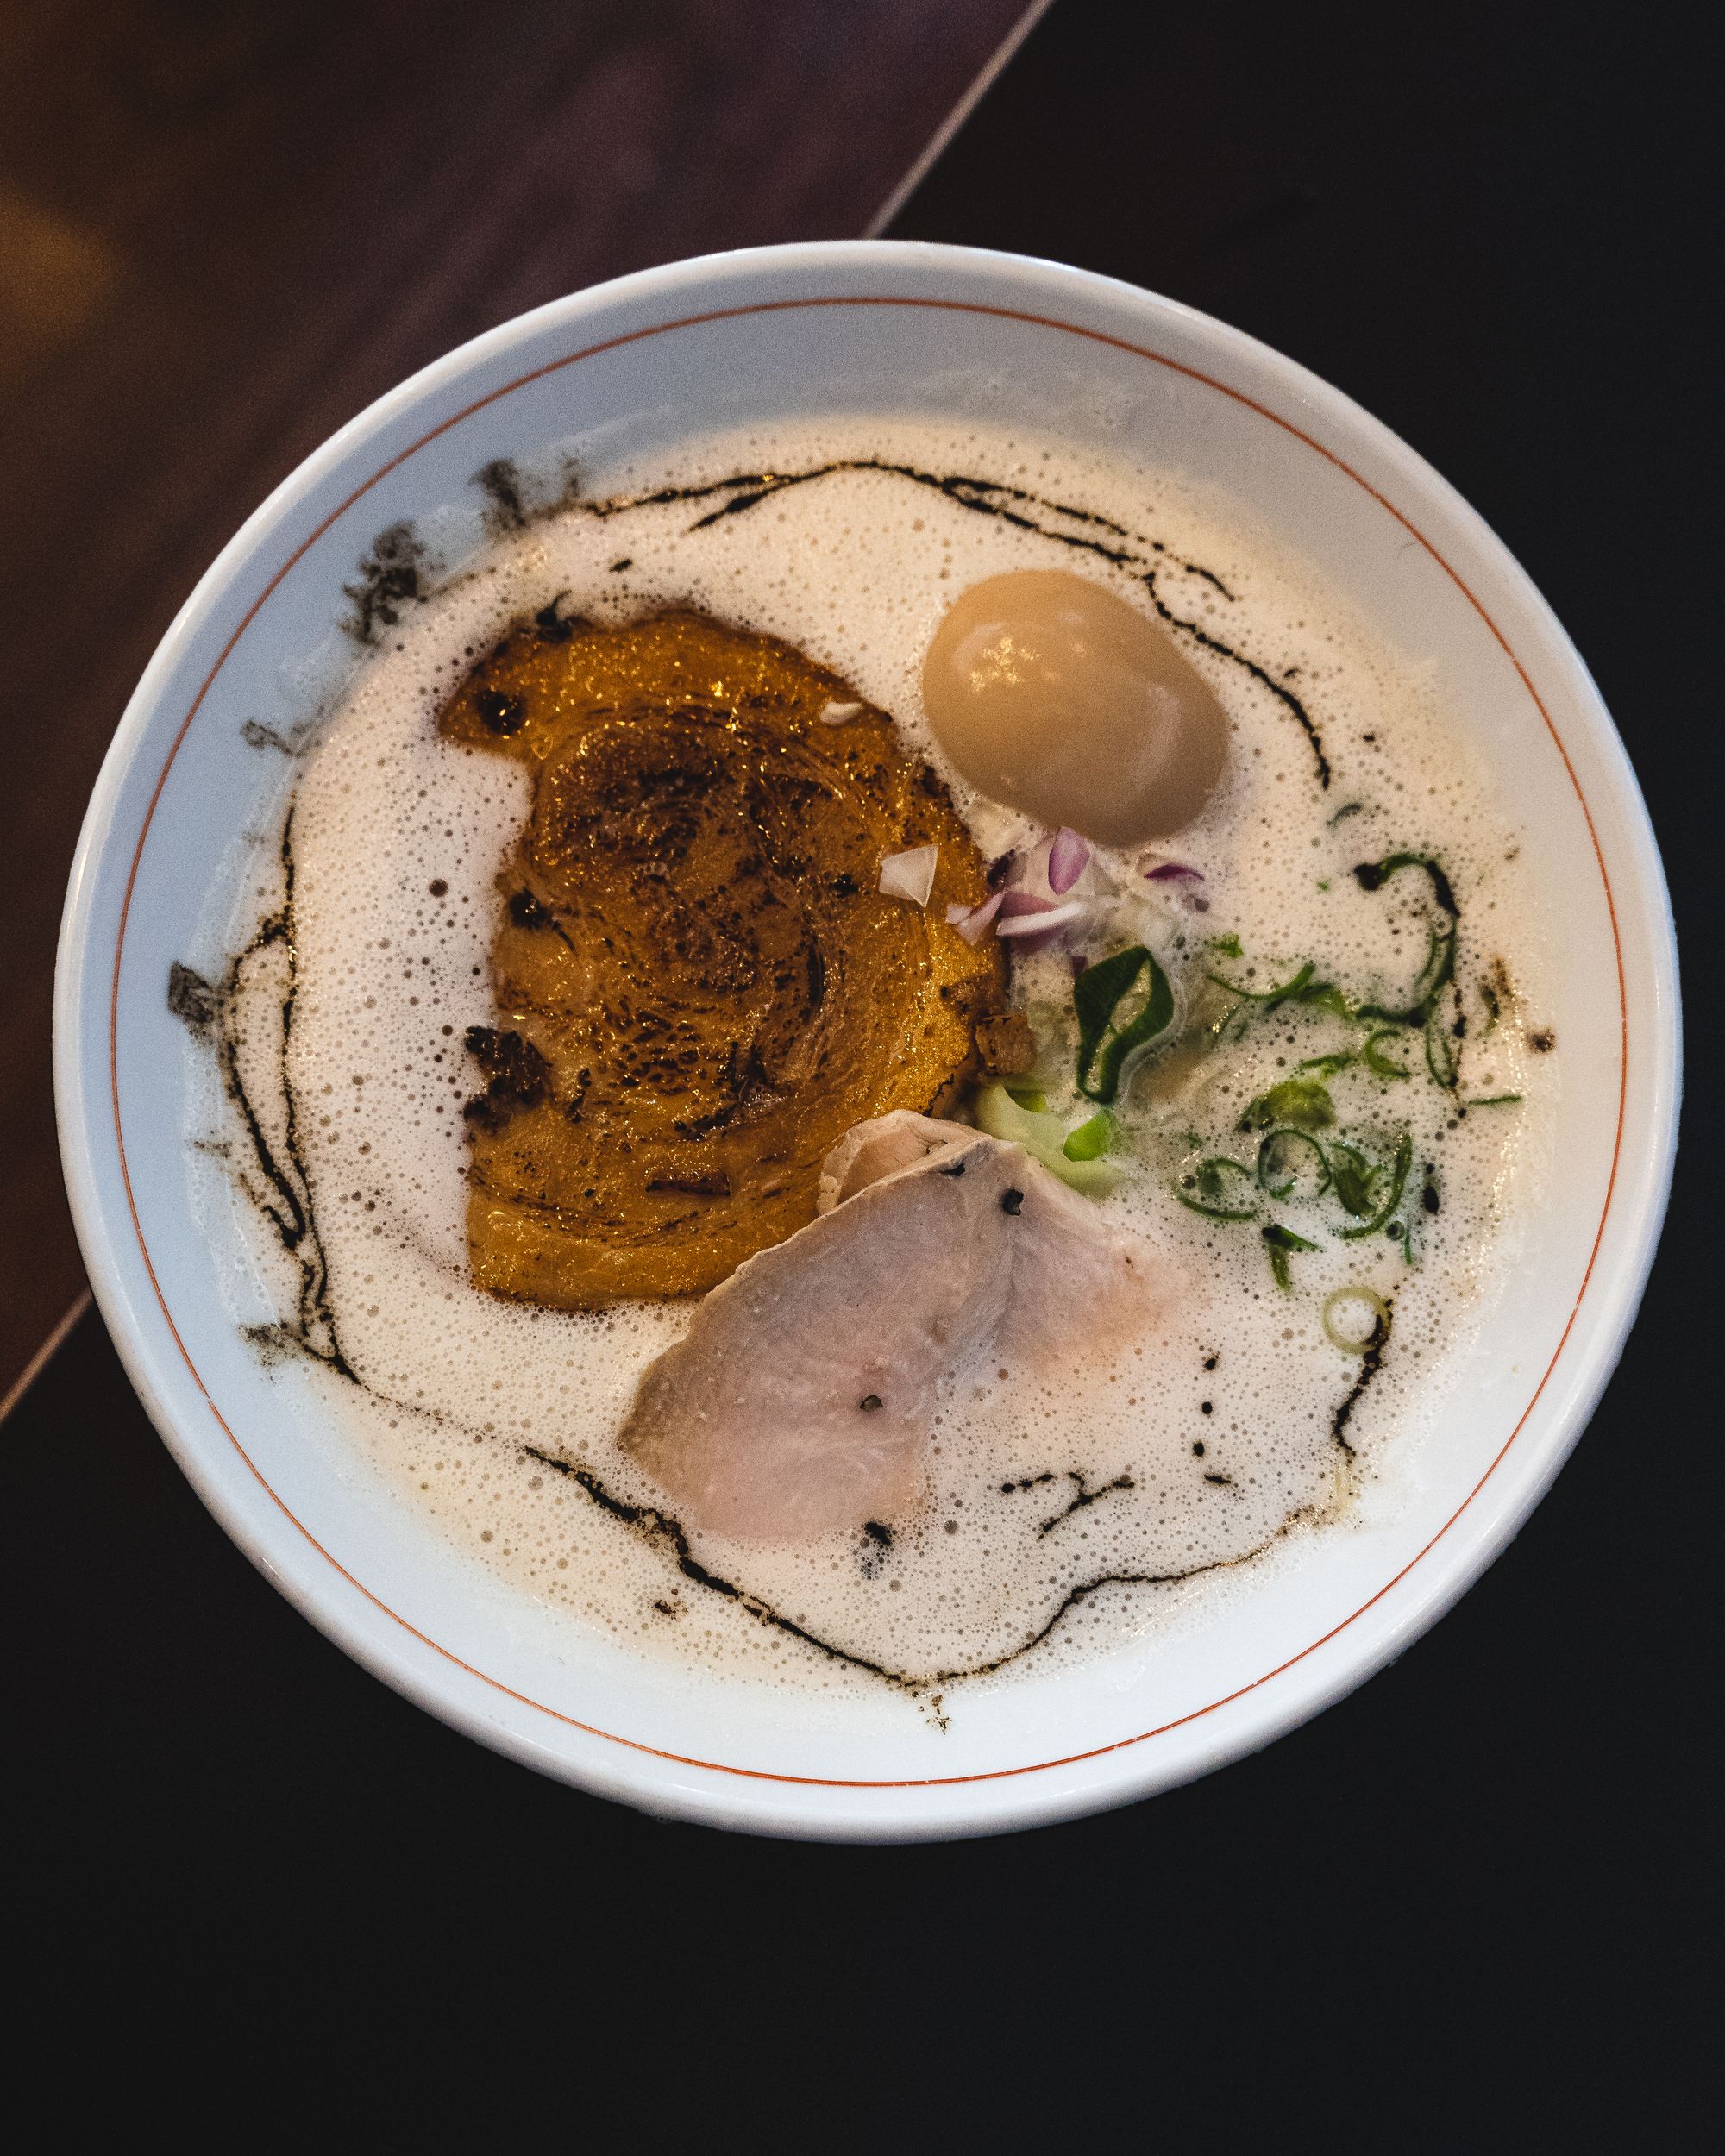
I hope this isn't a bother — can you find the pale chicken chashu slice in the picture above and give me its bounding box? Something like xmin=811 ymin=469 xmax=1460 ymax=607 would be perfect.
xmin=618 ymin=1112 xmax=1165 ymax=1540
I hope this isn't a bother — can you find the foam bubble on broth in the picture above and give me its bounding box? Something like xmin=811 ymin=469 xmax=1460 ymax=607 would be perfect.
xmin=209 ymin=416 xmax=1553 ymax=1703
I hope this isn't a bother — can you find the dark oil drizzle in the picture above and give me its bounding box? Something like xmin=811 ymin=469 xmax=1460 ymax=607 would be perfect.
xmin=524 ymin=1448 xmax=925 ymax=1695
xmin=1001 ymin=1467 xmax=1138 ymax=1538
xmin=342 ymin=523 xmax=432 ymax=646
xmin=1329 ymin=1303 xmax=1393 ymax=1456
xmin=195 ymin=795 xmax=1392 ymax=1697
xmin=176 ymin=817 xmax=1283 ymax=1699
xmin=333 ymin=457 xmax=1327 ymax=760
xmin=196 ymin=449 xmax=1413 ymax=1705
xmin=524 ymin=1448 xmax=1289 ymax=1694
xmin=167 ymin=962 xmax=222 ymax=1032
xmin=569 ymin=460 xmax=1332 ymax=786
xmin=474 ymin=458 xmax=529 ymax=533
xmin=1038 ymin=1470 xmax=1136 ymax=1538
xmin=241 ymin=718 xmax=300 ymax=756
xmin=168 ymin=814 xmax=353 ymax=1378
xmin=857 ymin=1520 xmax=893 ymax=1579
xmin=473 ymin=454 xmax=583 ymax=537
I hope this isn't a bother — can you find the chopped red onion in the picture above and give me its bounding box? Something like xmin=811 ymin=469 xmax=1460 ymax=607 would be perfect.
xmin=995 ymin=897 xmax=1089 ymax=941
xmin=878 ymin=843 xmax=939 ymax=907
xmin=1140 ymin=858 xmax=1209 ymax=912
xmin=996 ymin=887 xmax=1058 ymax=918
xmin=944 ymin=889 xmax=1005 ymax=944
xmin=984 ymin=837 xmax=1115 ymax=950
xmin=1047 ymin=826 xmax=1090 ymax=894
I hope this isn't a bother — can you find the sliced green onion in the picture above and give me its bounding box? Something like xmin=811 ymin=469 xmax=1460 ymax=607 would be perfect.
xmin=1240 ymin=1077 xmax=1336 ymax=1133
xmin=1296 ymin=981 xmax=1358 ymax=1022
xmin=974 ymin=1083 xmax=1126 ymax=1197
xmin=1424 ymin=1005 xmax=1458 ymax=1088
xmin=1208 ymin=960 xmax=1355 ymax=1026
xmin=1175 ymin=1157 xmax=1258 ymax=1221
xmin=1208 ymin=959 xmax=1315 ymax=1008
xmin=1207 ymin=931 xmax=1244 ymax=958
xmin=1263 ymin=1222 xmax=1319 ymax=1290
xmin=1363 ymin=1028 xmax=1411 ymax=1079
xmin=1063 ymin=1110 xmax=1114 ymax=1162
xmin=1414 ymin=922 xmax=1458 ymax=1012
xmin=1352 ymin=851 xmax=1458 ymax=914
xmin=1327 ymin=1141 xmax=1377 ymax=1219
xmin=1353 ymin=854 xmax=1459 ymax=1028
xmin=1463 ymin=1093 xmax=1523 ymax=1107
xmin=1257 ymin=1127 xmax=1332 ymax=1201
xmin=1339 ymin=1131 xmax=1413 ymax=1239
xmin=1296 ymin=1050 xmax=1355 ymax=1078
xmin=1047 ymin=1156 xmax=1130 ymax=1200
xmin=1322 ymin=1285 xmax=1391 ymax=1354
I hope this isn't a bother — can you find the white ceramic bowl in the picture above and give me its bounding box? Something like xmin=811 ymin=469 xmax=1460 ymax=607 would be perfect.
xmin=55 ymin=241 xmax=1678 ymax=1839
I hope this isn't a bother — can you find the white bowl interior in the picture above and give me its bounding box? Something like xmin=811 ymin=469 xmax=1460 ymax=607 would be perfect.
xmin=56 ymin=244 xmax=1677 ymax=1838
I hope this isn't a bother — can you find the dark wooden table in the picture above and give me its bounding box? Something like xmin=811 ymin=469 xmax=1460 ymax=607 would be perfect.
xmin=7 ymin=2 xmax=1714 ymax=2132
xmin=0 ymin=0 xmax=1038 ymax=1400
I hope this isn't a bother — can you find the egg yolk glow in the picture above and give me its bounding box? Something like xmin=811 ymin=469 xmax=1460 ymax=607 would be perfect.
xmin=920 ymin=569 xmax=1230 ymax=846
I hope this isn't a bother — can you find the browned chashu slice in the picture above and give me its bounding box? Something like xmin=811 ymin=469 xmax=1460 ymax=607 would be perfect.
xmin=618 ymin=1112 xmax=1164 ymax=1540
xmin=439 ymin=610 xmax=1010 ymax=1309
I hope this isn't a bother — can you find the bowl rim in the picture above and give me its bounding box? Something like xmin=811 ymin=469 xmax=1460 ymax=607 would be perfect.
xmin=54 ymin=238 xmax=1681 ymax=1838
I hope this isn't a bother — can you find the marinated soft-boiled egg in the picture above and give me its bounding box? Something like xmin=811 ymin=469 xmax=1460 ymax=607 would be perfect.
xmin=921 ymin=569 xmax=1229 ymax=845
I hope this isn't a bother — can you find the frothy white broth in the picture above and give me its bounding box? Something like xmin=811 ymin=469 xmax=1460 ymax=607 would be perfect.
xmin=208 ymin=416 xmax=1553 ymax=1708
